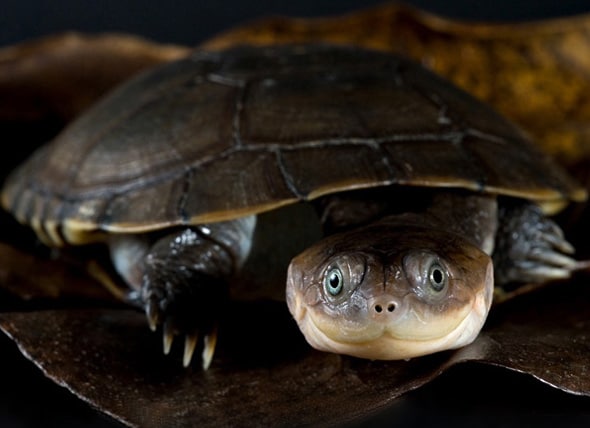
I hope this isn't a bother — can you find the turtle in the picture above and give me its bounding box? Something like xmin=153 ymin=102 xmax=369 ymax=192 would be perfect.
xmin=1 ymin=43 xmax=586 ymax=369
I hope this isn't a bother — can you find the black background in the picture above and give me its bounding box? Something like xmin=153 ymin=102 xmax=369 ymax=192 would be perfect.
xmin=3 ymin=0 xmax=590 ymax=48
xmin=2 ymin=1 xmax=590 ymax=427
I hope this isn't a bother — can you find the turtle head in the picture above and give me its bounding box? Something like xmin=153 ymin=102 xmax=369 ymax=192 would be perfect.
xmin=286 ymin=223 xmax=493 ymax=360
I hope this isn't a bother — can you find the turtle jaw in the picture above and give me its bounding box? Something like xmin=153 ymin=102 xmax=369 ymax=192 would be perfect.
xmin=287 ymin=265 xmax=493 ymax=360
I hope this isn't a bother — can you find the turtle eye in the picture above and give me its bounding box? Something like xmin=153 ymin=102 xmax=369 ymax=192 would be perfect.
xmin=428 ymin=263 xmax=447 ymax=292
xmin=324 ymin=267 xmax=344 ymax=296
xmin=403 ymin=251 xmax=449 ymax=301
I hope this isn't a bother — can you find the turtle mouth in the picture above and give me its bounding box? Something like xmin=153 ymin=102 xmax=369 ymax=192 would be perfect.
xmin=293 ymin=282 xmax=492 ymax=361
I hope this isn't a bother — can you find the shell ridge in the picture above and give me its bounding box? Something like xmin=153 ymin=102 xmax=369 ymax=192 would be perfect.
xmin=232 ymin=80 xmax=248 ymax=149
xmin=176 ymin=168 xmax=195 ymax=223
xmin=274 ymin=148 xmax=306 ymax=199
xmin=373 ymin=142 xmax=398 ymax=182
xmin=20 ymin=128 xmax=520 ymax=211
xmin=205 ymin=72 xmax=246 ymax=88
xmin=22 ymin=132 xmax=495 ymax=205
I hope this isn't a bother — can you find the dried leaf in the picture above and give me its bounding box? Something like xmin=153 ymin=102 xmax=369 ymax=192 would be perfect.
xmin=0 ymin=32 xmax=190 ymax=123
xmin=0 ymin=278 xmax=588 ymax=428
xmin=0 ymin=242 xmax=112 ymax=301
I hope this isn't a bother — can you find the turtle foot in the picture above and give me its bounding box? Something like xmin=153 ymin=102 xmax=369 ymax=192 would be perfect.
xmin=494 ymin=202 xmax=580 ymax=286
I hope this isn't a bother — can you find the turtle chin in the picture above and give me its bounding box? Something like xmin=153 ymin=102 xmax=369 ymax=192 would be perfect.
xmin=294 ymin=289 xmax=491 ymax=360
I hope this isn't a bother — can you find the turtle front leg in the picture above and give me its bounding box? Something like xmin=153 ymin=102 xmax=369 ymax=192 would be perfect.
xmin=492 ymin=201 xmax=582 ymax=300
xmin=109 ymin=216 xmax=256 ymax=369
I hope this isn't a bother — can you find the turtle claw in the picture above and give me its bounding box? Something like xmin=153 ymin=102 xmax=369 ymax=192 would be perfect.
xmin=158 ymin=326 xmax=217 ymax=369
xmin=143 ymin=304 xmax=219 ymax=368
xmin=183 ymin=333 xmax=199 ymax=368
xmin=150 ymin=315 xmax=217 ymax=368
xmin=202 ymin=326 xmax=218 ymax=370
xmin=181 ymin=327 xmax=218 ymax=369
xmin=530 ymin=248 xmax=578 ymax=270
xmin=142 ymin=305 xmax=220 ymax=369
xmin=146 ymin=298 xmax=160 ymax=332
xmin=519 ymin=264 xmax=573 ymax=282
xmin=163 ymin=322 xmax=175 ymax=355
xmin=494 ymin=202 xmax=582 ymax=286
xmin=574 ymin=260 xmax=590 ymax=271
xmin=538 ymin=222 xmax=575 ymax=255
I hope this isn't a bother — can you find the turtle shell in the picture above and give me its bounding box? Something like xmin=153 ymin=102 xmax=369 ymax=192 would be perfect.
xmin=1 ymin=44 xmax=585 ymax=245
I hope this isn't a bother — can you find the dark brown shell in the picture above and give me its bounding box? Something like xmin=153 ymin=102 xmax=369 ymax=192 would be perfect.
xmin=1 ymin=44 xmax=584 ymax=244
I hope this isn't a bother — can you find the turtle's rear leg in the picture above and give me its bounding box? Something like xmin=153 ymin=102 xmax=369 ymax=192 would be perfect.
xmin=108 ymin=216 xmax=256 ymax=369
xmin=493 ymin=201 xmax=584 ymax=302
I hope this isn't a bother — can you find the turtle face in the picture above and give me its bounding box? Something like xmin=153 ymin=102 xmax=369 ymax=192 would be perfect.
xmin=286 ymin=223 xmax=493 ymax=360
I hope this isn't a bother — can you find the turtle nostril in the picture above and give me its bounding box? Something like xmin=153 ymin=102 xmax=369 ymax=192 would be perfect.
xmin=373 ymin=301 xmax=396 ymax=315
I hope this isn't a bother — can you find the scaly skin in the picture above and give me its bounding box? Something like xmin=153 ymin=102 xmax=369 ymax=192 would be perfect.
xmin=109 ymin=216 xmax=256 ymax=369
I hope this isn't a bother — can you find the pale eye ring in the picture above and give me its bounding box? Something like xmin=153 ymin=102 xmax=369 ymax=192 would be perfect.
xmin=428 ymin=263 xmax=447 ymax=292
xmin=324 ymin=268 xmax=344 ymax=296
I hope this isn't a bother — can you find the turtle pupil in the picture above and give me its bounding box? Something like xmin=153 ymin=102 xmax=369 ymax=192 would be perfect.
xmin=432 ymin=269 xmax=443 ymax=284
xmin=329 ymin=273 xmax=340 ymax=288
xmin=325 ymin=268 xmax=344 ymax=296
xmin=330 ymin=272 xmax=340 ymax=290
xmin=429 ymin=264 xmax=446 ymax=292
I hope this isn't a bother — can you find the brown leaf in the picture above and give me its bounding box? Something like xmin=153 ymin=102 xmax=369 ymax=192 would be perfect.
xmin=0 ymin=32 xmax=190 ymax=124
xmin=0 ymin=277 xmax=588 ymax=427
xmin=0 ymin=242 xmax=112 ymax=301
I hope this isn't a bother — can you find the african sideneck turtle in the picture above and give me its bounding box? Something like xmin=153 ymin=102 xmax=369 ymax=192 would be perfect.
xmin=1 ymin=44 xmax=586 ymax=368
